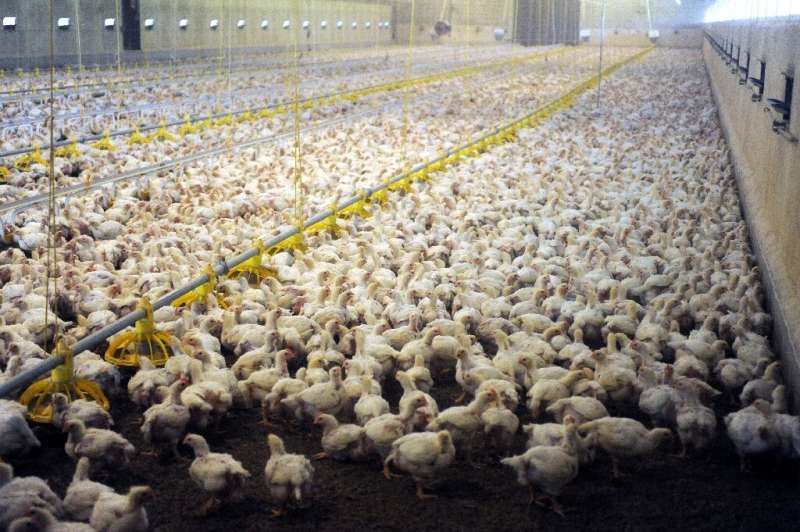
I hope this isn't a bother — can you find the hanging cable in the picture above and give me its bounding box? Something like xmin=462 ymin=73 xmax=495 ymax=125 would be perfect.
xmin=44 ymin=0 xmax=59 ymax=352
xmin=402 ymin=0 xmax=417 ymax=171
xmin=292 ymin=0 xmax=304 ymax=224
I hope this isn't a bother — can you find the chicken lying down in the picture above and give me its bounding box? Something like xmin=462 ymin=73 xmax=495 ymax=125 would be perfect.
xmin=384 ymin=430 xmax=456 ymax=499
xmin=184 ymin=433 xmax=251 ymax=515
xmin=501 ymin=417 xmax=581 ymax=516
xmin=313 ymin=413 xmax=369 ymax=461
xmin=0 ymin=398 xmax=40 ymax=456
xmin=63 ymin=457 xmax=114 ymax=521
xmin=9 ymin=506 xmax=94 ymax=532
xmin=264 ymin=434 xmax=315 ymax=517
xmin=0 ymin=463 xmax=63 ymax=529
xmin=52 ymin=393 xmax=114 ymax=430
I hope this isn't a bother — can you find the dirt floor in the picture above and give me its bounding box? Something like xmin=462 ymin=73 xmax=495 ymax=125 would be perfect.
xmin=11 ymin=361 xmax=800 ymax=532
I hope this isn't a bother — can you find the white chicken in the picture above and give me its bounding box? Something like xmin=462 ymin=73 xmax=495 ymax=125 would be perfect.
xmin=264 ymin=433 xmax=315 ymax=516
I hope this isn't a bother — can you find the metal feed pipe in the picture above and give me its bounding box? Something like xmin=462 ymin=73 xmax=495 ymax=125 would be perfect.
xmin=0 ymin=46 xmax=654 ymax=399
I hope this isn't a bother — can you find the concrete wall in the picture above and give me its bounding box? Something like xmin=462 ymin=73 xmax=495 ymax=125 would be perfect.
xmin=0 ymin=0 xmax=393 ymax=69
xmin=578 ymin=0 xmax=709 ymax=48
xmin=703 ymin=21 xmax=800 ymax=406
xmin=393 ymin=0 xmax=515 ymax=45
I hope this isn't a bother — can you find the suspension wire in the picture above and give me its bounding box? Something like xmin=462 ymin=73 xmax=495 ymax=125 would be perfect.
xmin=44 ymin=0 xmax=59 ymax=351
xmin=402 ymin=0 xmax=417 ymax=171
xmin=74 ymin=0 xmax=82 ymax=72
xmin=227 ymin=0 xmax=233 ymax=109
xmin=292 ymin=0 xmax=304 ymax=224
xmin=114 ymin=0 xmax=122 ymax=77
xmin=596 ymin=0 xmax=606 ymax=109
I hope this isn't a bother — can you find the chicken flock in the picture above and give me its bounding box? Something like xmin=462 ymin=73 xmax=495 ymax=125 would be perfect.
xmin=0 ymin=45 xmax=798 ymax=530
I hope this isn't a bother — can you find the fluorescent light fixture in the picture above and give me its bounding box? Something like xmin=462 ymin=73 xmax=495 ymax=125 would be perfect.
xmin=2 ymin=16 xmax=16 ymax=28
xmin=144 ymin=18 xmax=155 ymax=29
xmin=237 ymin=19 xmax=246 ymax=28
xmin=283 ymin=19 xmax=290 ymax=29
xmin=365 ymin=21 xmax=371 ymax=29
xmin=261 ymin=19 xmax=269 ymax=29
xmin=57 ymin=17 xmax=70 ymax=28
xmin=302 ymin=20 xmax=310 ymax=29
xmin=321 ymin=20 xmax=327 ymax=29
xmin=104 ymin=18 xmax=115 ymax=28
xmin=337 ymin=20 xmax=344 ymax=29
xmin=648 ymin=29 xmax=660 ymax=38
xmin=179 ymin=18 xmax=189 ymax=28
xmin=208 ymin=19 xmax=218 ymax=29
xmin=352 ymin=21 xmax=358 ymax=29
xmin=579 ymin=29 xmax=591 ymax=38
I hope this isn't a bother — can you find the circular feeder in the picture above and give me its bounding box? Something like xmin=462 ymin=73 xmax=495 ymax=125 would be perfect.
xmin=18 ymin=340 xmax=109 ymax=424
xmin=105 ymin=297 xmax=175 ymax=368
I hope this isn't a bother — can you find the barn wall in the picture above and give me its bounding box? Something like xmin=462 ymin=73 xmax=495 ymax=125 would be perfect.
xmin=703 ymin=20 xmax=800 ymax=407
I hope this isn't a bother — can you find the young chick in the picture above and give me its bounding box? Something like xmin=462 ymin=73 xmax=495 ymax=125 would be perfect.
xmin=9 ymin=506 xmax=94 ymax=532
xmin=63 ymin=458 xmax=114 ymax=521
xmin=724 ymin=399 xmax=779 ymax=471
xmin=264 ymin=434 xmax=314 ymax=516
xmin=0 ymin=399 xmax=40 ymax=456
xmin=313 ymin=413 xmax=368 ymax=461
xmin=52 ymin=394 xmax=114 ymax=430
xmin=501 ymin=417 xmax=581 ymax=516
xmin=64 ymin=420 xmax=136 ymax=471
xmin=384 ymin=430 xmax=456 ymax=499
xmin=141 ymin=378 xmax=191 ymax=459
xmin=0 ymin=463 xmax=63 ymax=529
xmin=89 ymin=486 xmax=153 ymax=532
xmin=183 ymin=433 xmax=251 ymax=514
xmin=579 ymin=417 xmax=672 ymax=477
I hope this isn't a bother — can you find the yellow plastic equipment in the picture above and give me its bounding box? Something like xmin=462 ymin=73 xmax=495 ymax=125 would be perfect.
xmin=237 ymin=110 xmax=255 ymax=123
xmin=214 ymin=114 xmax=234 ymax=128
xmin=54 ymin=139 xmax=82 ymax=159
xmin=149 ymin=120 xmax=176 ymax=143
xmin=0 ymin=166 xmax=9 ymax=184
xmin=308 ymin=203 xmax=344 ymax=238
xmin=14 ymin=143 xmax=46 ymax=170
xmin=105 ymin=298 xmax=174 ymax=368
xmin=269 ymin=222 xmax=307 ymax=254
xmin=127 ymin=126 xmax=150 ymax=146
xmin=91 ymin=130 xmax=116 ymax=151
xmin=171 ymin=265 xmax=228 ymax=309
xmin=178 ymin=116 xmax=198 ymax=136
xmin=227 ymin=240 xmax=276 ymax=286
xmin=18 ymin=340 xmax=109 ymax=424
xmin=339 ymin=191 xmax=373 ymax=220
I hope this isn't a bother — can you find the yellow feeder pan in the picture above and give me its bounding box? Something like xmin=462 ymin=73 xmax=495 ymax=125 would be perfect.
xmin=18 ymin=341 xmax=109 ymax=424
xmin=0 ymin=166 xmax=9 ymax=184
xmin=149 ymin=121 xmax=176 ymax=143
xmin=171 ymin=265 xmax=228 ymax=309
xmin=228 ymin=240 xmax=276 ymax=286
xmin=105 ymin=298 xmax=174 ymax=368
xmin=127 ymin=126 xmax=150 ymax=146
xmin=92 ymin=130 xmax=116 ymax=152
xmin=269 ymin=223 xmax=307 ymax=255
xmin=339 ymin=191 xmax=373 ymax=220
xmin=14 ymin=143 xmax=46 ymax=171
xmin=308 ymin=203 xmax=344 ymax=238
xmin=54 ymin=139 xmax=82 ymax=159
xmin=178 ymin=117 xmax=198 ymax=136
